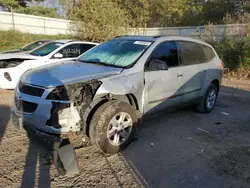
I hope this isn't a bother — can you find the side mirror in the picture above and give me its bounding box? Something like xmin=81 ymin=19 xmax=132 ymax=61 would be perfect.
xmin=148 ymin=59 xmax=168 ymax=71
xmin=54 ymin=53 xmax=63 ymax=59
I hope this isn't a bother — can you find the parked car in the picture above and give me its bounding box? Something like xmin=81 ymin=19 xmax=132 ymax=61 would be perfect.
xmin=12 ymin=35 xmax=223 ymax=154
xmin=1 ymin=40 xmax=50 ymax=54
xmin=0 ymin=40 xmax=98 ymax=89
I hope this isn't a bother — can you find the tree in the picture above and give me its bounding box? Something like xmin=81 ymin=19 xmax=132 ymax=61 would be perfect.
xmin=199 ymin=0 xmax=249 ymax=25
xmin=0 ymin=0 xmax=59 ymax=18
xmin=115 ymin=0 xmax=150 ymax=28
xmin=58 ymin=0 xmax=77 ymax=18
xmin=179 ymin=0 xmax=204 ymax=26
xmin=17 ymin=6 xmax=59 ymax=18
xmin=147 ymin=0 xmax=190 ymax=27
xmin=0 ymin=0 xmax=41 ymax=11
xmin=70 ymin=0 xmax=130 ymax=42
xmin=232 ymin=0 xmax=249 ymax=23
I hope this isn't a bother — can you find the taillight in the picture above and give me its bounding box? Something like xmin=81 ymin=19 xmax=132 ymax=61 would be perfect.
xmin=221 ymin=61 xmax=224 ymax=68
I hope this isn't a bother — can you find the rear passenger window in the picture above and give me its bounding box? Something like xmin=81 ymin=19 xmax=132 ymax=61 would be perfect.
xmin=178 ymin=41 xmax=205 ymax=66
xmin=201 ymin=45 xmax=216 ymax=61
xmin=57 ymin=44 xmax=81 ymax=58
xmin=150 ymin=41 xmax=179 ymax=67
xmin=80 ymin=44 xmax=96 ymax=54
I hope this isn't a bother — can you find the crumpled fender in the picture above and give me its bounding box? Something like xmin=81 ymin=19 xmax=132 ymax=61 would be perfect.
xmin=94 ymin=72 xmax=145 ymax=112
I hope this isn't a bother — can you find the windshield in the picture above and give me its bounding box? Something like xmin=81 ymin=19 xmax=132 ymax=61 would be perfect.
xmin=77 ymin=39 xmax=152 ymax=67
xmin=30 ymin=42 xmax=63 ymax=57
xmin=22 ymin=41 xmax=47 ymax=51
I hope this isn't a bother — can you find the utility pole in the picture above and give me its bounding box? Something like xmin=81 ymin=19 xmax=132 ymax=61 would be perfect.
xmin=11 ymin=7 xmax=15 ymax=30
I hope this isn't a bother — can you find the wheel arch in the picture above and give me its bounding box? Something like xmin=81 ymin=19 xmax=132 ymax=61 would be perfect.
xmin=212 ymin=79 xmax=220 ymax=92
xmin=84 ymin=93 xmax=140 ymax=137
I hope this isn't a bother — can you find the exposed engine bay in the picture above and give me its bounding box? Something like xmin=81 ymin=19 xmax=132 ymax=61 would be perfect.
xmin=0 ymin=59 xmax=28 ymax=68
xmin=46 ymin=80 xmax=102 ymax=133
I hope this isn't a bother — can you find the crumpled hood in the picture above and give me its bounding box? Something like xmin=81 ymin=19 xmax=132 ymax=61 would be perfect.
xmin=0 ymin=53 xmax=41 ymax=60
xmin=21 ymin=61 xmax=123 ymax=88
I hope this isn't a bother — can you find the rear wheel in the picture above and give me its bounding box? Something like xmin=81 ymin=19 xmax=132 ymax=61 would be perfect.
xmin=197 ymin=83 xmax=218 ymax=113
xmin=89 ymin=100 xmax=138 ymax=154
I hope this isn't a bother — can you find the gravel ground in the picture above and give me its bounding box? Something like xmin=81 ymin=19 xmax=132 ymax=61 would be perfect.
xmin=0 ymin=78 xmax=250 ymax=188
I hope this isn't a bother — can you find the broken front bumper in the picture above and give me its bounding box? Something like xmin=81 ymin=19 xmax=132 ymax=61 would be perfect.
xmin=12 ymin=110 xmax=85 ymax=150
xmin=12 ymin=87 xmax=81 ymax=135
xmin=12 ymin=111 xmax=80 ymax=175
xmin=12 ymin=111 xmax=62 ymax=150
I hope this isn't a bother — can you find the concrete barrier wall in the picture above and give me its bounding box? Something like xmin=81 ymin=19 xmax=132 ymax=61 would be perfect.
xmin=0 ymin=11 xmax=73 ymax=35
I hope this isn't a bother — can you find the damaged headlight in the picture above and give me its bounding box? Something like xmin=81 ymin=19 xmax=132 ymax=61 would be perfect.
xmin=46 ymin=85 xmax=69 ymax=101
xmin=0 ymin=60 xmax=23 ymax=68
xmin=46 ymin=81 xmax=102 ymax=129
xmin=46 ymin=81 xmax=102 ymax=103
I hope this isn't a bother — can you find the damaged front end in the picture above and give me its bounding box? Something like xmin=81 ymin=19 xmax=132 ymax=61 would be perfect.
xmin=43 ymin=80 xmax=102 ymax=176
xmin=46 ymin=80 xmax=102 ymax=135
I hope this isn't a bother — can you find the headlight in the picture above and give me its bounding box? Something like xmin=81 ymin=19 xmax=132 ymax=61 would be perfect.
xmin=46 ymin=85 xmax=69 ymax=101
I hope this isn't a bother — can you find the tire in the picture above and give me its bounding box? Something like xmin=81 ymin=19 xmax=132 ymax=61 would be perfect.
xmin=196 ymin=83 xmax=218 ymax=113
xmin=89 ymin=100 xmax=138 ymax=154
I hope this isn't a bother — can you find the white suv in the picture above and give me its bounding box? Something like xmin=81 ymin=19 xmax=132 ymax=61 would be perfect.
xmin=12 ymin=36 xmax=223 ymax=154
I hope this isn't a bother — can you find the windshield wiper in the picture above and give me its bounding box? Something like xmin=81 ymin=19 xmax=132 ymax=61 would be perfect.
xmin=78 ymin=60 xmax=123 ymax=68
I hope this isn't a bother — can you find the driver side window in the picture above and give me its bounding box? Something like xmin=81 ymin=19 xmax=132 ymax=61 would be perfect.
xmin=149 ymin=41 xmax=179 ymax=67
xmin=55 ymin=44 xmax=81 ymax=58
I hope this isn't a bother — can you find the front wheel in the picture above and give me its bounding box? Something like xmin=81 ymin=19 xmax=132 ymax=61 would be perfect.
xmin=89 ymin=100 xmax=138 ymax=154
xmin=196 ymin=83 xmax=218 ymax=113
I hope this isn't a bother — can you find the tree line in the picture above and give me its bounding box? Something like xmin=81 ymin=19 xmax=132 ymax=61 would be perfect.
xmin=1 ymin=0 xmax=249 ymax=27
xmin=1 ymin=0 xmax=250 ymax=41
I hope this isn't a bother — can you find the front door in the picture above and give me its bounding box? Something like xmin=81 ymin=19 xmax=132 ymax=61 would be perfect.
xmin=144 ymin=41 xmax=184 ymax=114
xmin=177 ymin=41 xmax=207 ymax=103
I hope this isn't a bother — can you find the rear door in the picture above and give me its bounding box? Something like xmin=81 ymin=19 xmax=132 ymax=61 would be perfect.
xmin=177 ymin=41 xmax=207 ymax=103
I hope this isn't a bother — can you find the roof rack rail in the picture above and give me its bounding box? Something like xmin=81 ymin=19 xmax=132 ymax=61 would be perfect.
xmin=153 ymin=35 xmax=164 ymax=38
xmin=153 ymin=35 xmax=180 ymax=38
xmin=114 ymin=35 xmax=129 ymax=38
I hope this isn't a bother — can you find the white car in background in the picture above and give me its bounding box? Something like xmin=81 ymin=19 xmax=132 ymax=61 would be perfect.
xmin=0 ymin=40 xmax=98 ymax=89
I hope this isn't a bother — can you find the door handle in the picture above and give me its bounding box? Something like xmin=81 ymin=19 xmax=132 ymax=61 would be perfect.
xmin=177 ymin=74 xmax=183 ymax=78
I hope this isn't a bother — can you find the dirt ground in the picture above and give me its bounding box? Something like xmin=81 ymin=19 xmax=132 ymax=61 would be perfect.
xmin=0 ymin=78 xmax=250 ymax=188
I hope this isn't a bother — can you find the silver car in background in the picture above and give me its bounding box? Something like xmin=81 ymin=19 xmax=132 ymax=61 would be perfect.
xmin=12 ymin=35 xmax=223 ymax=154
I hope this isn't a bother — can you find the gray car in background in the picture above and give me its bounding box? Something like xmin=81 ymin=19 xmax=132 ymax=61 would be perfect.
xmin=12 ymin=35 xmax=223 ymax=154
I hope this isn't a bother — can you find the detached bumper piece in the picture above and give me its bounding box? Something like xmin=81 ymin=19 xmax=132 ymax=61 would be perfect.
xmin=53 ymin=139 xmax=80 ymax=176
xmin=12 ymin=112 xmax=80 ymax=176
